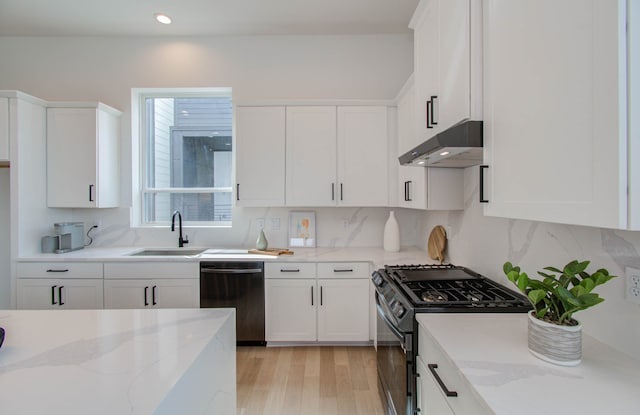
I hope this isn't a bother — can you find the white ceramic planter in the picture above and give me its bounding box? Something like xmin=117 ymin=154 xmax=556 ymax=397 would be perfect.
xmin=528 ymin=310 xmax=582 ymax=366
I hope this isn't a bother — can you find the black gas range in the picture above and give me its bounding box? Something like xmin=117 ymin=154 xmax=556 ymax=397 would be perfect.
xmin=372 ymin=263 xmax=531 ymax=415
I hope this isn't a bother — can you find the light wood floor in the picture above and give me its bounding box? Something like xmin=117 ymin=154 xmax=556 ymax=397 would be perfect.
xmin=237 ymin=346 xmax=385 ymax=415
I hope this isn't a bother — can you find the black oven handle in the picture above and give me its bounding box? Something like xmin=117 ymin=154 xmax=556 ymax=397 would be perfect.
xmin=375 ymin=293 xmax=406 ymax=349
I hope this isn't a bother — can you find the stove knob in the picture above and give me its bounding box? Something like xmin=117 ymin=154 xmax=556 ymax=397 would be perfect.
xmin=371 ymin=272 xmax=386 ymax=287
xmin=391 ymin=302 xmax=406 ymax=319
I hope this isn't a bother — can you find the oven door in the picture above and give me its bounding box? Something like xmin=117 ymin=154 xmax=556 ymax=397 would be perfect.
xmin=376 ymin=292 xmax=412 ymax=415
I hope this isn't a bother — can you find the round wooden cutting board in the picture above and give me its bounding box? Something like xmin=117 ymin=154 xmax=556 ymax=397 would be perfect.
xmin=427 ymin=225 xmax=447 ymax=264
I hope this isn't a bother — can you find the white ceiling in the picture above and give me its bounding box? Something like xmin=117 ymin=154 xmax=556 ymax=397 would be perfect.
xmin=0 ymin=0 xmax=419 ymax=36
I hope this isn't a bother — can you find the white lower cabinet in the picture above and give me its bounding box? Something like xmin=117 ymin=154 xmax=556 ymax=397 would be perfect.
xmin=103 ymin=262 xmax=200 ymax=309
xmin=265 ymin=278 xmax=317 ymax=341
xmin=265 ymin=262 xmax=370 ymax=343
xmin=16 ymin=261 xmax=104 ymax=309
xmin=316 ymin=278 xmax=369 ymax=341
xmin=417 ymin=325 xmax=492 ymax=415
xmin=17 ymin=278 xmax=103 ymax=309
xmin=103 ymin=279 xmax=199 ymax=309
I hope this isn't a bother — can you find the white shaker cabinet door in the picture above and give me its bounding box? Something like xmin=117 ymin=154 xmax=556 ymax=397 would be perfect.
xmin=337 ymin=106 xmax=389 ymax=206
xmin=104 ymin=279 xmax=198 ymax=309
xmin=235 ymin=106 xmax=286 ymax=206
xmin=0 ymin=97 xmax=8 ymax=162
xmin=265 ymin=279 xmax=317 ymax=342
xmin=285 ymin=106 xmax=337 ymax=207
xmin=17 ymin=278 xmax=103 ymax=310
xmin=483 ymin=0 xmax=631 ymax=228
xmin=317 ymin=278 xmax=369 ymax=342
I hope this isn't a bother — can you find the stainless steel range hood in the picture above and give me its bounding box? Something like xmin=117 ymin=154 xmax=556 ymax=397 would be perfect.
xmin=398 ymin=120 xmax=483 ymax=168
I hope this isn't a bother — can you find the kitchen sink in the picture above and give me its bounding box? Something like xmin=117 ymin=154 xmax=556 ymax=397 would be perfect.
xmin=128 ymin=249 xmax=207 ymax=257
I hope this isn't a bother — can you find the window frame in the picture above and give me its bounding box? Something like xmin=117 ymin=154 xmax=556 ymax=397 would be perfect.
xmin=132 ymin=87 xmax=234 ymax=228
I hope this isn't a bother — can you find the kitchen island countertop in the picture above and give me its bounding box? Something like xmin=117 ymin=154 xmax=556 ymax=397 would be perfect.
xmin=0 ymin=308 xmax=236 ymax=415
xmin=416 ymin=313 xmax=640 ymax=415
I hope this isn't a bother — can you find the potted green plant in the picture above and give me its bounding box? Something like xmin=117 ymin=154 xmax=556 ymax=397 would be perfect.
xmin=503 ymin=260 xmax=616 ymax=366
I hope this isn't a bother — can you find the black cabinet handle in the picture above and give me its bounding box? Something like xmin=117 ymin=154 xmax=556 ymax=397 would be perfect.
xmin=236 ymin=183 xmax=240 ymax=201
xmin=333 ymin=268 xmax=353 ymax=273
xmin=311 ymin=286 xmax=314 ymax=306
xmin=320 ymin=286 xmax=323 ymax=306
xmin=46 ymin=269 xmax=69 ymax=273
xmin=89 ymin=184 xmax=94 ymax=202
xmin=340 ymin=183 xmax=343 ymax=201
xmin=428 ymin=364 xmax=458 ymax=397
xmin=144 ymin=286 xmax=149 ymax=306
xmin=152 ymin=285 xmax=157 ymax=306
xmin=51 ymin=285 xmax=57 ymax=305
xmin=407 ymin=180 xmax=413 ymax=202
xmin=331 ymin=183 xmax=335 ymax=201
xmin=431 ymin=95 xmax=438 ymax=126
xmin=58 ymin=286 xmax=64 ymax=306
xmin=426 ymin=100 xmax=432 ymax=129
xmin=479 ymin=165 xmax=489 ymax=203
xmin=280 ymin=269 xmax=300 ymax=273
xmin=404 ymin=181 xmax=408 ymax=201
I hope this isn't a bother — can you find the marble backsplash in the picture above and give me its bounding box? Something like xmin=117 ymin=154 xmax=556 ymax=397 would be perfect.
xmin=68 ymin=206 xmax=424 ymax=251
xmin=417 ymin=167 xmax=640 ymax=360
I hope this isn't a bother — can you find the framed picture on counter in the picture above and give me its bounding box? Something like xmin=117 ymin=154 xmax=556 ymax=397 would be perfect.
xmin=288 ymin=211 xmax=316 ymax=248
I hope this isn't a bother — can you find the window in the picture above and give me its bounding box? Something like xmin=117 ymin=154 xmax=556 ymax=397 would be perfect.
xmin=139 ymin=90 xmax=233 ymax=226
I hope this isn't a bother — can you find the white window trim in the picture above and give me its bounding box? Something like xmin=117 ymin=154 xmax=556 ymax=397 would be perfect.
xmin=131 ymin=87 xmax=234 ymax=228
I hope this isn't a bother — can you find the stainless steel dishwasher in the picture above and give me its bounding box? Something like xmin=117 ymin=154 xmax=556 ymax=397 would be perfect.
xmin=200 ymin=261 xmax=265 ymax=346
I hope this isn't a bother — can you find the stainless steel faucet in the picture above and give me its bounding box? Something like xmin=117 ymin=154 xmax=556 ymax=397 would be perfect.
xmin=171 ymin=210 xmax=189 ymax=248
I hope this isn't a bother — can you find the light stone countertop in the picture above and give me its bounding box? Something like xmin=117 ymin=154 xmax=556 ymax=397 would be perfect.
xmin=0 ymin=308 xmax=236 ymax=415
xmin=416 ymin=313 xmax=640 ymax=415
xmin=18 ymin=246 xmax=434 ymax=268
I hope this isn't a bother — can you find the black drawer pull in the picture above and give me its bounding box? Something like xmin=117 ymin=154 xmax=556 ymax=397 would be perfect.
xmin=144 ymin=286 xmax=149 ymax=306
xmin=333 ymin=269 xmax=353 ymax=273
xmin=280 ymin=269 xmax=300 ymax=273
xmin=152 ymin=285 xmax=157 ymax=306
xmin=46 ymin=269 xmax=69 ymax=273
xmin=51 ymin=285 xmax=57 ymax=305
xmin=58 ymin=286 xmax=65 ymax=306
xmin=428 ymin=364 xmax=458 ymax=397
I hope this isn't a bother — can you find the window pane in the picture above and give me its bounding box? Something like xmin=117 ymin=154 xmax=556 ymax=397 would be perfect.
xmin=144 ymin=192 xmax=232 ymax=223
xmin=146 ymin=97 xmax=232 ymax=189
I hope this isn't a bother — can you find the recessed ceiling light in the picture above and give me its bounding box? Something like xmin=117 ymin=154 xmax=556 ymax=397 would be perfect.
xmin=417 ymin=160 xmax=426 ymax=165
xmin=154 ymin=13 xmax=172 ymax=25
xmin=439 ymin=151 xmax=450 ymax=156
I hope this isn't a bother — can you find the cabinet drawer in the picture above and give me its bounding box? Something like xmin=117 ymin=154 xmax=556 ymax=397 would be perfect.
xmin=418 ymin=327 xmax=492 ymax=415
xmin=317 ymin=262 xmax=370 ymax=278
xmin=17 ymin=262 xmax=103 ymax=279
xmin=265 ymin=262 xmax=316 ymax=279
xmin=104 ymin=262 xmax=199 ymax=279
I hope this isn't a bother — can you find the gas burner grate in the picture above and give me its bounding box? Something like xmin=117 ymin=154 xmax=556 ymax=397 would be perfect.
xmin=403 ymin=278 xmax=528 ymax=307
xmin=385 ymin=263 xmax=457 ymax=271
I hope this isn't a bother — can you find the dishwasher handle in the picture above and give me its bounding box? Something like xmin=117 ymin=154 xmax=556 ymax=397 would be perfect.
xmin=201 ymin=268 xmax=264 ymax=274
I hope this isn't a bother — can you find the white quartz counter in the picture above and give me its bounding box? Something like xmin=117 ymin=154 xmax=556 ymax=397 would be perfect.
xmin=0 ymin=308 xmax=236 ymax=415
xmin=416 ymin=313 xmax=640 ymax=415
xmin=18 ymin=246 xmax=433 ymax=268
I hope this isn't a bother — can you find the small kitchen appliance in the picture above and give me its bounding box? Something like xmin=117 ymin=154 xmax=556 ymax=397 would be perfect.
xmin=41 ymin=222 xmax=85 ymax=253
xmin=372 ymin=263 xmax=531 ymax=415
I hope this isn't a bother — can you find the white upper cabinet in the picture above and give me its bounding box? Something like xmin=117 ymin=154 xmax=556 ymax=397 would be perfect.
xmin=47 ymin=104 xmax=121 ymax=208
xmin=483 ymin=0 xmax=639 ymax=229
xmin=235 ymin=106 xmax=286 ymax=206
xmin=0 ymin=97 xmax=8 ymax=163
xmin=410 ymin=0 xmax=482 ymax=147
xmin=286 ymin=106 xmax=337 ymax=206
xmin=337 ymin=106 xmax=388 ymax=206
xmin=286 ymin=106 xmax=389 ymax=207
xmin=396 ymin=77 xmax=464 ymax=210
